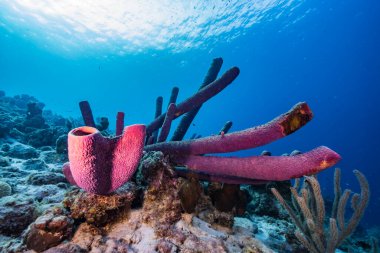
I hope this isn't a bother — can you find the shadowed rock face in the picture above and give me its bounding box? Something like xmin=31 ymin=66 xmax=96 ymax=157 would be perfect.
xmin=24 ymin=102 xmax=48 ymax=129
xmin=0 ymin=196 xmax=36 ymax=236
xmin=208 ymin=183 xmax=249 ymax=216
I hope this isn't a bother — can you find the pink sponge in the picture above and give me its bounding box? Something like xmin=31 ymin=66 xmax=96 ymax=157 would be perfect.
xmin=172 ymin=146 xmax=341 ymax=181
xmin=63 ymin=124 xmax=145 ymax=195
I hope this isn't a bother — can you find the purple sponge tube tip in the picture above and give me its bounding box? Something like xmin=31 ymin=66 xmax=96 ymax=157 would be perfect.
xmin=158 ymin=103 xmax=176 ymax=143
xmin=79 ymin=101 xmax=96 ymax=127
xmin=116 ymin=112 xmax=125 ymax=136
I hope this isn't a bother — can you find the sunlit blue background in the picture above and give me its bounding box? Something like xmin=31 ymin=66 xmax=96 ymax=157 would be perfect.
xmin=0 ymin=0 xmax=379 ymax=228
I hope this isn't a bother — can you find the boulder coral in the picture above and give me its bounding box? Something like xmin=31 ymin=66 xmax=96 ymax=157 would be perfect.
xmin=0 ymin=181 xmax=12 ymax=198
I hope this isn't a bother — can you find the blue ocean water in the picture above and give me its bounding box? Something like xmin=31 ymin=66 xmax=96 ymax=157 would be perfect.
xmin=0 ymin=0 xmax=379 ymax=231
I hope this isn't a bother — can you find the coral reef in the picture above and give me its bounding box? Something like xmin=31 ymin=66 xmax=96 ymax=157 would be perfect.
xmin=139 ymin=152 xmax=183 ymax=233
xmin=0 ymin=95 xmax=70 ymax=251
xmin=25 ymin=151 xmax=278 ymax=252
xmin=0 ymin=58 xmax=374 ymax=253
xmin=23 ymin=102 xmax=48 ymax=129
xmin=0 ymin=139 xmax=373 ymax=253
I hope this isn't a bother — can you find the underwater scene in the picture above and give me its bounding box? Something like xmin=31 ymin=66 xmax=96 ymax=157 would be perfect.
xmin=0 ymin=0 xmax=379 ymax=252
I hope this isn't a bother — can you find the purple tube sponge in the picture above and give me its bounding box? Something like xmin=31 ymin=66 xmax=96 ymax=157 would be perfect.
xmin=172 ymin=146 xmax=341 ymax=181
xmin=174 ymin=167 xmax=270 ymax=185
xmin=151 ymin=96 xmax=163 ymax=143
xmin=116 ymin=112 xmax=125 ymax=136
xmin=68 ymin=59 xmax=342 ymax=190
xmin=146 ymin=67 xmax=240 ymax=135
xmin=79 ymin=101 xmax=96 ymax=127
xmin=145 ymin=102 xmax=312 ymax=155
xmin=168 ymin=86 xmax=179 ymax=105
xmin=219 ymin=121 xmax=233 ymax=135
xmin=171 ymin=57 xmax=223 ymax=141
xmin=158 ymin=103 xmax=176 ymax=143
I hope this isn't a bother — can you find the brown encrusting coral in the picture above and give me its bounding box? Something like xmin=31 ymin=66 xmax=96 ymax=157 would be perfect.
xmin=63 ymin=183 xmax=137 ymax=225
xmin=139 ymin=152 xmax=183 ymax=234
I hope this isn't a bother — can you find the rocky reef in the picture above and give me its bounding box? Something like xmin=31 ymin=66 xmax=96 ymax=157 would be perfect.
xmin=0 ymin=92 xmax=71 ymax=252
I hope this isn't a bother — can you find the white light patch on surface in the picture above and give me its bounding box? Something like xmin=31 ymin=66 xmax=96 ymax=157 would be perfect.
xmin=0 ymin=0 xmax=304 ymax=55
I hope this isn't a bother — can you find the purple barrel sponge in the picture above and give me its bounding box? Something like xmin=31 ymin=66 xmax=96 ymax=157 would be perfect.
xmin=63 ymin=125 xmax=145 ymax=195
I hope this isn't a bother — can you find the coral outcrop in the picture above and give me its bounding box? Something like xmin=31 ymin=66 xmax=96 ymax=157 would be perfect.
xmin=0 ymin=96 xmax=70 ymax=251
xmin=0 ymin=92 xmax=68 ymax=148
xmin=0 ymin=181 xmax=12 ymax=198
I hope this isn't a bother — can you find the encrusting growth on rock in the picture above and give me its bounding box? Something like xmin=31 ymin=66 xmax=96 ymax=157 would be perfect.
xmin=139 ymin=152 xmax=182 ymax=235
